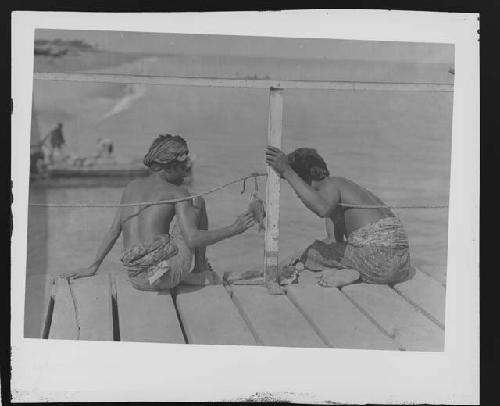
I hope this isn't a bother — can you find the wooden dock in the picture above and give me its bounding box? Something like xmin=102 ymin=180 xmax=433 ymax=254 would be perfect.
xmin=33 ymin=64 xmax=449 ymax=351
xmin=40 ymin=267 xmax=445 ymax=351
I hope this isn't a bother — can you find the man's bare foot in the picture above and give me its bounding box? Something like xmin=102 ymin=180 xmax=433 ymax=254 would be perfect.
xmin=182 ymin=262 xmax=221 ymax=286
xmin=317 ymin=268 xmax=360 ymax=288
xmin=192 ymin=259 xmax=213 ymax=273
xmin=223 ymin=268 xmax=263 ymax=284
xmin=210 ymin=270 xmax=222 ymax=285
xmin=181 ymin=270 xmax=221 ymax=286
xmin=278 ymin=265 xmax=299 ymax=285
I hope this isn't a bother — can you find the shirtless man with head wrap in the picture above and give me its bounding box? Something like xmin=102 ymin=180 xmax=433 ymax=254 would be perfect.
xmin=64 ymin=134 xmax=256 ymax=290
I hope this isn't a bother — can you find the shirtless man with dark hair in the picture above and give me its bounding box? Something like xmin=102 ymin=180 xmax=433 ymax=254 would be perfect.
xmin=64 ymin=134 xmax=256 ymax=289
xmin=226 ymin=146 xmax=411 ymax=288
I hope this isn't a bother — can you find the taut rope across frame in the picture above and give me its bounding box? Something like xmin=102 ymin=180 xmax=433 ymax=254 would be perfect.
xmin=33 ymin=70 xmax=453 ymax=293
xmin=29 ymin=171 xmax=448 ymax=210
xmin=29 ymin=173 xmax=267 ymax=208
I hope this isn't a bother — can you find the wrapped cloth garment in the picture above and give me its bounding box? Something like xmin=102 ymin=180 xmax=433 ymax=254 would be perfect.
xmin=120 ymin=218 xmax=193 ymax=291
xmin=299 ymin=215 xmax=411 ymax=285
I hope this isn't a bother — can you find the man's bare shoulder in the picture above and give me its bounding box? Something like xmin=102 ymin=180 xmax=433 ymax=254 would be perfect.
xmin=120 ymin=177 xmax=189 ymax=202
xmin=121 ymin=178 xmax=146 ymax=199
xmin=328 ymin=176 xmax=348 ymax=184
xmin=318 ymin=176 xmax=343 ymax=190
xmin=157 ymin=183 xmax=192 ymax=209
xmin=164 ymin=183 xmax=191 ymax=200
xmin=327 ymin=176 xmax=358 ymax=190
xmin=123 ymin=178 xmax=144 ymax=191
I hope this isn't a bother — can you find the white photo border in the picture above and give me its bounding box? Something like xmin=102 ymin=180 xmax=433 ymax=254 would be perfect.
xmin=11 ymin=10 xmax=479 ymax=404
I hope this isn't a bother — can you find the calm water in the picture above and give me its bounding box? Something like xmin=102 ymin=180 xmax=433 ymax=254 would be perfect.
xmin=25 ymin=67 xmax=452 ymax=337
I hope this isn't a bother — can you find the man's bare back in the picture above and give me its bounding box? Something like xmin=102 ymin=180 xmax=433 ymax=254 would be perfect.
xmin=63 ymin=133 xmax=256 ymax=286
xmin=226 ymin=146 xmax=410 ymax=288
xmin=120 ymin=176 xmax=183 ymax=250
xmin=321 ymin=176 xmax=394 ymax=240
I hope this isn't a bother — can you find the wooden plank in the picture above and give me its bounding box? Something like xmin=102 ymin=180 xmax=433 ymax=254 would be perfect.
xmin=41 ymin=277 xmax=56 ymax=339
xmin=24 ymin=274 xmax=54 ymax=339
xmin=265 ymin=88 xmax=283 ymax=294
xmin=343 ymin=284 xmax=445 ymax=351
xmin=34 ymin=72 xmax=454 ymax=92
xmin=176 ymin=285 xmax=256 ymax=345
xmin=113 ymin=273 xmax=184 ymax=343
xmin=392 ymin=268 xmax=446 ymax=328
xmin=231 ymin=285 xmax=326 ymax=348
xmin=418 ymin=264 xmax=447 ymax=287
xmin=49 ymin=277 xmax=78 ymax=340
xmin=286 ymin=285 xmax=400 ymax=350
xmin=70 ymin=273 xmax=114 ymax=341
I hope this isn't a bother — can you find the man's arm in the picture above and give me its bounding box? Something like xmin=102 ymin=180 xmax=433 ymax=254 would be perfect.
xmin=87 ymin=207 xmax=122 ymax=272
xmin=282 ymin=169 xmax=340 ymax=218
xmin=63 ymin=207 xmax=122 ymax=279
xmin=266 ymin=146 xmax=339 ymax=218
xmin=175 ymin=194 xmax=254 ymax=249
xmin=333 ymin=225 xmax=345 ymax=242
xmin=325 ymin=217 xmax=344 ymax=243
xmin=333 ymin=218 xmax=346 ymax=242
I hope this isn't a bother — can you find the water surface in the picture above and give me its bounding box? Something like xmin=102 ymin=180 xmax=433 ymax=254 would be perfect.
xmin=25 ymin=59 xmax=452 ymax=337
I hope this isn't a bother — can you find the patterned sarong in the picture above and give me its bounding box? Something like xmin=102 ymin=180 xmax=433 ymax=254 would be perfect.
xmin=120 ymin=218 xmax=193 ymax=291
xmin=300 ymin=216 xmax=411 ymax=284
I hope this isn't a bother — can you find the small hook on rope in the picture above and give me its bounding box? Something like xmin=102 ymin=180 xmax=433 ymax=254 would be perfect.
xmin=240 ymin=178 xmax=246 ymax=194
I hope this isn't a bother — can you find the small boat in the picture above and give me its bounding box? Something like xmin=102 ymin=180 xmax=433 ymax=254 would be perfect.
xmin=46 ymin=163 xmax=150 ymax=178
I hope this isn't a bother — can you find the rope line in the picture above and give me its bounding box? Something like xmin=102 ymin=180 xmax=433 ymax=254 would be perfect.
xmin=29 ymin=171 xmax=448 ymax=210
xmin=339 ymin=203 xmax=448 ymax=209
xmin=29 ymin=173 xmax=267 ymax=208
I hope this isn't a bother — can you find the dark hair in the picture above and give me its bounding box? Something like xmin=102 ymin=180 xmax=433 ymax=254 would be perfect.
xmin=287 ymin=148 xmax=330 ymax=184
xmin=143 ymin=133 xmax=188 ymax=171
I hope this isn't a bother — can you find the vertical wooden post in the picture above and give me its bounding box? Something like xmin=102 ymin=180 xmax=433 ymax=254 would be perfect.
xmin=265 ymin=88 xmax=284 ymax=295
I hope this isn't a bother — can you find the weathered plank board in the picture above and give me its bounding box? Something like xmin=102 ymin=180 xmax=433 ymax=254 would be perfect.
xmin=417 ymin=264 xmax=447 ymax=287
xmin=343 ymin=284 xmax=445 ymax=351
xmin=34 ymin=72 xmax=454 ymax=92
xmin=176 ymin=285 xmax=256 ymax=345
xmin=231 ymin=285 xmax=326 ymax=347
xmin=70 ymin=273 xmax=113 ymax=341
xmin=286 ymin=285 xmax=400 ymax=350
xmin=24 ymin=274 xmax=54 ymax=339
xmin=265 ymin=88 xmax=283 ymax=294
xmin=49 ymin=277 xmax=78 ymax=340
xmin=113 ymin=273 xmax=184 ymax=343
xmin=392 ymin=268 xmax=446 ymax=328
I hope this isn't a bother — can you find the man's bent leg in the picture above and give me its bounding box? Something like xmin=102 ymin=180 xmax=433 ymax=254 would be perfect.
xmin=181 ymin=271 xmax=220 ymax=286
xmin=191 ymin=196 xmax=209 ymax=272
xmin=324 ymin=218 xmax=336 ymax=243
xmin=223 ymin=241 xmax=337 ymax=284
xmin=223 ymin=267 xmax=262 ymax=284
xmin=185 ymin=196 xmax=220 ymax=284
xmin=223 ymin=250 xmax=305 ymax=284
xmin=317 ymin=268 xmax=360 ymax=288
